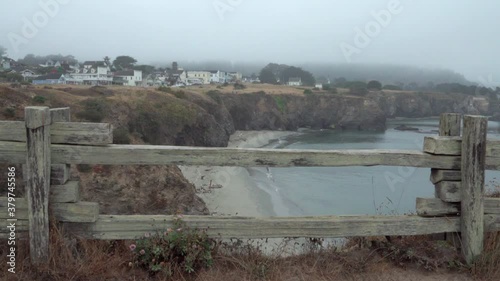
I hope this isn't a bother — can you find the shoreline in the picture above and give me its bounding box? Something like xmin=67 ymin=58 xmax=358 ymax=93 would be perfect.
xmin=179 ymin=130 xmax=299 ymax=217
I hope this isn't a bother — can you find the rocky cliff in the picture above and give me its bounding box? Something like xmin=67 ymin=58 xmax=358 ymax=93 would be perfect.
xmin=371 ymin=91 xmax=491 ymax=118
xmin=219 ymin=92 xmax=386 ymax=131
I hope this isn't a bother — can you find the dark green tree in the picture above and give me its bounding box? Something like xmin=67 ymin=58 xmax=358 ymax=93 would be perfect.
xmin=367 ymin=80 xmax=382 ymax=90
xmin=113 ymin=55 xmax=137 ymax=70
xmin=259 ymin=68 xmax=277 ymax=84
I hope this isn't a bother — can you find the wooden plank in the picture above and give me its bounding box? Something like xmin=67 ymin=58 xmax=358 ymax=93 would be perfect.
xmin=50 ymin=164 xmax=70 ymax=185
xmin=50 ymin=107 xmax=70 ymax=123
xmin=7 ymin=214 xmax=500 ymax=239
xmin=461 ymin=115 xmax=487 ymax=264
xmin=435 ymin=181 xmax=461 ymax=202
xmin=424 ymin=136 xmax=500 ymax=157
xmin=51 ymin=202 xmax=99 ymax=223
xmin=24 ymin=106 xmax=51 ymax=265
xmin=23 ymin=164 xmax=70 ymax=185
xmin=0 ymin=121 xmax=112 ymax=145
xmin=439 ymin=113 xmax=461 ymax=136
xmin=50 ymin=145 xmax=464 ymax=168
xmin=50 ymin=108 xmax=72 ymax=186
xmin=416 ymin=198 xmax=459 ymax=217
xmin=424 ymin=136 xmax=461 ymax=155
xmin=0 ymin=121 xmax=25 ymax=141
xmin=50 ymin=181 xmax=80 ymax=203
xmin=1 ymin=197 xmax=95 ymax=222
xmin=62 ymin=214 xmax=461 ymax=240
xmin=438 ymin=113 xmax=462 ymax=247
xmin=62 ymin=214 xmax=500 ymax=240
xmin=3 ymin=140 xmax=500 ymax=170
xmin=430 ymin=169 xmax=461 ymax=184
xmin=416 ymin=198 xmax=500 ymax=217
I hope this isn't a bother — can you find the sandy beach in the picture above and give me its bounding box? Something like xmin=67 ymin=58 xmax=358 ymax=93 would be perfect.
xmin=179 ymin=130 xmax=298 ymax=217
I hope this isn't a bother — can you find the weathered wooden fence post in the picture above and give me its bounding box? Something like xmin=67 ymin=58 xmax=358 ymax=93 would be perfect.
xmin=461 ymin=115 xmax=487 ymax=264
xmin=437 ymin=113 xmax=461 ymax=244
xmin=24 ymin=106 xmax=51 ymax=265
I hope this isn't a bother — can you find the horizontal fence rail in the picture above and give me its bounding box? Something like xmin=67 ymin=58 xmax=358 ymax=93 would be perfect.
xmin=59 ymin=214 xmax=500 ymax=240
xmin=1 ymin=107 xmax=499 ymax=266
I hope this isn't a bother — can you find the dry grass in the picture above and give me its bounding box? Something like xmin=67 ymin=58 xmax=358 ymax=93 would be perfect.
xmin=4 ymin=225 xmax=500 ymax=281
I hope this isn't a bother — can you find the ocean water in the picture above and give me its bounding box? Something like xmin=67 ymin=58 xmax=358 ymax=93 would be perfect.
xmin=249 ymin=118 xmax=500 ymax=217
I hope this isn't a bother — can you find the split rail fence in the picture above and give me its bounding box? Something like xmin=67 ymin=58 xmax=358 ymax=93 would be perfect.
xmin=1 ymin=107 xmax=500 ymax=266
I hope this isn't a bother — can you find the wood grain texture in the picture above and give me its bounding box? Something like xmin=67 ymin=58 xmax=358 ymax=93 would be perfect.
xmin=49 ymin=145 xmax=463 ymax=168
xmin=416 ymin=198 xmax=460 ymax=217
xmin=430 ymin=169 xmax=461 ymax=184
xmin=50 ymin=107 xmax=70 ymax=123
xmin=61 ymin=214 xmax=500 ymax=240
xmin=0 ymin=121 xmax=112 ymax=145
xmin=1 ymin=198 xmax=95 ymax=222
xmin=24 ymin=106 xmax=51 ymax=264
xmin=51 ymin=202 xmax=99 ymax=223
xmin=50 ymin=164 xmax=70 ymax=185
xmin=50 ymin=181 xmax=80 ymax=203
xmin=416 ymin=198 xmax=500 ymax=217
xmin=423 ymin=136 xmax=500 ymax=157
xmin=439 ymin=113 xmax=461 ymax=137
xmin=435 ymin=181 xmax=462 ymax=202
xmin=461 ymin=115 xmax=487 ymax=264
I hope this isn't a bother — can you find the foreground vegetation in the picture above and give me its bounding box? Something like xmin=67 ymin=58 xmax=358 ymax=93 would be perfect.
xmin=1 ymin=219 xmax=499 ymax=281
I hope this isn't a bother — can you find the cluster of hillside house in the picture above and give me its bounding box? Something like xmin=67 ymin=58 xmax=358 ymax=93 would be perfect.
xmin=146 ymin=62 xmax=243 ymax=87
xmin=0 ymin=58 xmax=249 ymax=87
xmin=0 ymin=57 xmax=143 ymax=86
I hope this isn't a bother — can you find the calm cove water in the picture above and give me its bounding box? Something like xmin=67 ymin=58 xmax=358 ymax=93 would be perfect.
xmin=249 ymin=118 xmax=500 ymax=217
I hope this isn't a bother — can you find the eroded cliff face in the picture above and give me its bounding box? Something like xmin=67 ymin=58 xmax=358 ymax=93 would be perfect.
xmin=220 ymin=93 xmax=387 ymax=131
xmin=372 ymin=91 xmax=491 ymax=118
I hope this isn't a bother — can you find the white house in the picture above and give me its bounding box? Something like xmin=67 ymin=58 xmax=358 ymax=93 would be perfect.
xmin=227 ymin=72 xmax=242 ymax=82
xmin=287 ymin=77 xmax=302 ymax=86
xmin=315 ymin=83 xmax=323 ymax=89
xmin=113 ymin=70 xmax=143 ymax=86
xmin=186 ymin=71 xmax=211 ymax=84
xmin=68 ymin=61 xmax=113 ymax=85
xmin=19 ymin=69 xmax=39 ymax=81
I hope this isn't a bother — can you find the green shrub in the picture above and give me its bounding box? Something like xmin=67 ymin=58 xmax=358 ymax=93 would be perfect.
xmin=173 ymin=90 xmax=186 ymax=99
xmin=129 ymin=216 xmax=216 ymax=276
xmin=273 ymin=96 xmax=287 ymax=113
xmin=157 ymin=86 xmax=173 ymax=93
xmin=33 ymin=95 xmax=46 ymax=104
xmin=130 ymin=100 xmax=197 ymax=145
xmin=206 ymin=90 xmax=223 ymax=104
xmin=303 ymin=89 xmax=313 ymax=96
xmin=322 ymin=84 xmax=332 ymax=91
xmin=158 ymin=86 xmax=186 ymax=99
xmin=3 ymin=107 xmax=15 ymax=118
xmin=113 ymin=127 xmax=131 ymax=144
xmin=76 ymin=98 xmax=109 ymax=122
xmin=233 ymin=82 xmax=246 ymax=90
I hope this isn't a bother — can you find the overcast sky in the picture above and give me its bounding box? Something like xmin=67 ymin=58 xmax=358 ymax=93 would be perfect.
xmin=1 ymin=0 xmax=499 ymax=85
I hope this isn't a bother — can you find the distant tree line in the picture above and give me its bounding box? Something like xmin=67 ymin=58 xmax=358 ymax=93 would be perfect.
xmin=259 ymin=63 xmax=316 ymax=86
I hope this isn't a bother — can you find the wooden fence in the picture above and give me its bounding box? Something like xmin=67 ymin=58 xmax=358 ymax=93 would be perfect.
xmin=1 ymin=107 xmax=500 ymax=266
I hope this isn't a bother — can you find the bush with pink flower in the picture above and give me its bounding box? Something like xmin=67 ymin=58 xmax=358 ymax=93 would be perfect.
xmin=129 ymin=215 xmax=216 ymax=276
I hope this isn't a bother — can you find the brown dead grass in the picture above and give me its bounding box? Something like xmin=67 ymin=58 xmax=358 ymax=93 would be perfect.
xmin=3 ymin=225 xmax=499 ymax=281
